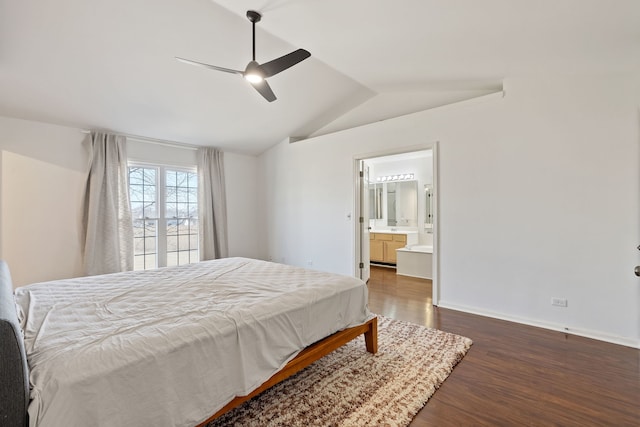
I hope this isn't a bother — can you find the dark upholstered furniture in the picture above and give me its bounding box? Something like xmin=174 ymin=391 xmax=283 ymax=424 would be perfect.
xmin=0 ymin=260 xmax=29 ymax=427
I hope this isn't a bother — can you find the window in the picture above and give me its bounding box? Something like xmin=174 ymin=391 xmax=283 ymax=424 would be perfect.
xmin=128 ymin=164 xmax=199 ymax=270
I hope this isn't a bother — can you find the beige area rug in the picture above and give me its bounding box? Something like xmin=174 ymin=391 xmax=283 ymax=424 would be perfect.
xmin=208 ymin=315 xmax=472 ymax=427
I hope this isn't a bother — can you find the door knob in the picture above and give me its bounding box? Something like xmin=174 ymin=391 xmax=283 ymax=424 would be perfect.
xmin=635 ymin=266 xmax=640 ymax=277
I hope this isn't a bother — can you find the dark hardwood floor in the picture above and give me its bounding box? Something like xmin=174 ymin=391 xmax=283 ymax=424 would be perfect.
xmin=367 ymin=266 xmax=640 ymax=426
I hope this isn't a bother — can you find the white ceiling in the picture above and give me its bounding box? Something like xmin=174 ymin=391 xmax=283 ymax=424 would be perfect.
xmin=1 ymin=0 xmax=639 ymax=155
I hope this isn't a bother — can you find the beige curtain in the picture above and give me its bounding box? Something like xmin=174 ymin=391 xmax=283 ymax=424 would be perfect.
xmin=197 ymin=147 xmax=228 ymax=259
xmin=83 ymin=132 xmax=133 ymax=275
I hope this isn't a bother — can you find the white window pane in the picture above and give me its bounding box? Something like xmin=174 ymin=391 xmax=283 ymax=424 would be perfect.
xmin=144 ymin=254 xmax=157 ymax=270
xmin=188 ymin=187 xmax=197 ymax=203
xmin=187 ymin=203 xmax=197 ymax=217
xmin=168 ymin=186 xmax=178 ymax=203
xmin=189 ymin=234 xmax=198 ymax=250
xmin=143 ymin=202 xmax=157 ymax=219
xmin=144 ymin=220 xmax=157 ymax=235
xmin=130 ymin=202 xmax=144 ymax=219
xmin=134 ymin=255 xmax=145 ymax=271
xmin=129 ymin=168 xmax=144 ymax=185
xmin=188 ymin=173 xmax=198 ymax=188
xmin=178 ymin=251 xmax=190 ymax=265
xmin=133 ymin=238 xmax=145 ymax=255
xmin=178 ymin=235 xmax=190 ymax=250
xmin=143 ymin=168 xmax=156 ymax=185
xmin=175 ymin=187 xmax=187 ymax=203
xmin=167 ymin=252 xmax=178 ymax=267
xmin=129 ymin=184 xmax=144 ymax=202
xmin=175 ymin=171 xmax=187 ymax=186
xmin=166 ymin=203 xmax=177 ymax=218
xmin=166 ymin=222 xmax=177 ymax=238
xmin=144 ymin=237 xmax=156 ymax=254
xmin=176 ymin=203 xmax=188 ymax=218
xmin=143 ymin=184 xmax=156 ymax=202
xmin=167 ymin=235 xmax=178 ymax=251
xmin=166 ymin=170 xmax=177 ymax=186
xmin=133 ymin=220 xmax=145 ymax=238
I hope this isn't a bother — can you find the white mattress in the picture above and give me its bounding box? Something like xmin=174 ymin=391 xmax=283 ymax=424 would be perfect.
xmin=14 ymin=257 xmax=371 ymax=427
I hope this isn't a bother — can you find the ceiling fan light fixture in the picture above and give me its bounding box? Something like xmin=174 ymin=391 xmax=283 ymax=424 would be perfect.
xmin=244 ymin=73 xmax=263 ymax=83
xmin=244 ymin=60 xmax=264 ymax=83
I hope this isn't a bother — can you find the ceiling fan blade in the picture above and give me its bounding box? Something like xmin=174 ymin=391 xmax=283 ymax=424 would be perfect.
xmin=175 ymin=57 xmax=243 ymax=75
xmin=250 ymin=79 xmax=277 ymax=102
xmin=258 ymin=49 xmax=311 ymax=78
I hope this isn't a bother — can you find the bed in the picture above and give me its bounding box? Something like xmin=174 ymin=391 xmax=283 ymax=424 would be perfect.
xmin=0 ymin=257 xmax=377 ymax=427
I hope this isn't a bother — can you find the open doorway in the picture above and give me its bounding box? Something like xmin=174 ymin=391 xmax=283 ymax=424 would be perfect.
xmin=354 ymin=145 xmax=439 ymax=304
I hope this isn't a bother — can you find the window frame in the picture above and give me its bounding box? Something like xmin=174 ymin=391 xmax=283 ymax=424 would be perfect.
xmin=128 ymin=162 xmax=199 ymax=270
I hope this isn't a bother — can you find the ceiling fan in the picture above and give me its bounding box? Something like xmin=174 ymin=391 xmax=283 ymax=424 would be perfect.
xmin=176 ymin=10 xmax=311 ymax=102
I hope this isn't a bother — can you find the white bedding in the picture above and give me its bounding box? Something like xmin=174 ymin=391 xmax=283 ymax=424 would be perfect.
xmin=14 ymin=257 xmax=371 ymax=427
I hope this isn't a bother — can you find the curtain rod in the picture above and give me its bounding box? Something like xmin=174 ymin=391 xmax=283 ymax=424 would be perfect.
xmin=81 ymin=129 xmax=199 ymax=151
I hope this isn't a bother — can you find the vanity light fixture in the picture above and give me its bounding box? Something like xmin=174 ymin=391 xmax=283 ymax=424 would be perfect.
xmin=376 ymin=173 xmax=414 ymax=183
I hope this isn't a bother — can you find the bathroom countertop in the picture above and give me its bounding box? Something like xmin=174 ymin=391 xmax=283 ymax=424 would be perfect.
xmin=397 ymin=245 xmax=433 ymax=253
xmin=370 ymin=230 xmax=418 ymax=234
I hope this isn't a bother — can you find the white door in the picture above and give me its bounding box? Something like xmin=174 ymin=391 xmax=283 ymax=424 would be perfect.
xmin=359 ymin=161 xmax=371 ymax=282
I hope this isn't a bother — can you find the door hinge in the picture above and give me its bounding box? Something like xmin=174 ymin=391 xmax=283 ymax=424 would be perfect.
xmin=359 ymin=262 xmax=364 ymax=269
xmin=359 ymin=171 xmax=364 ymax=177
xmin=359 ymin=217 xmax=364 ymax=223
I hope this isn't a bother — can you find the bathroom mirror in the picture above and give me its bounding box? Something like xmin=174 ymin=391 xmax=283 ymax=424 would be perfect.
xmin=368 ymin=184 xmax=383 ymax=220
xmin=386 ymin=180 xmax=418 ymax=227
xmin=424 ymin=184 xmax=433 ymax=231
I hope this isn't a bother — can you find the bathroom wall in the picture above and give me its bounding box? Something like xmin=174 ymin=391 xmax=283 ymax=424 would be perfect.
xmin=366 ymin=154 xmax=433 ymax=245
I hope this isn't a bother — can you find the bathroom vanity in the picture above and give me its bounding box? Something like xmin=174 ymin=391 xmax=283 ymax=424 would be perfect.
xmin=369 ymin=231 xmax=418 ymax=264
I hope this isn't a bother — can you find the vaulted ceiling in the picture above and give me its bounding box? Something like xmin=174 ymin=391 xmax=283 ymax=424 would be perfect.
xmin=1 ymin=0 xmax=639 ymax=154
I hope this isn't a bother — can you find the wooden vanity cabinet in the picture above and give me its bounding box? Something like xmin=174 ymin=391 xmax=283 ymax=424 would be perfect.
xmin=369 ymin=238 xmax=385 ymax=262
xmin=370 ymin=233 xmax=408 ymax=264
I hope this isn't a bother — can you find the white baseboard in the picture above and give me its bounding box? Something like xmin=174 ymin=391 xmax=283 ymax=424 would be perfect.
xmin=396 ymin=272 xmax=432 ymax=280
xmin=437 ymin=301 xmax=639 ymax=349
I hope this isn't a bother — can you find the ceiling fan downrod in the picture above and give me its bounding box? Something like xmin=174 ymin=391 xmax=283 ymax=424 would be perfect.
xmin=247 ymin=10 xmax=262 ymax=62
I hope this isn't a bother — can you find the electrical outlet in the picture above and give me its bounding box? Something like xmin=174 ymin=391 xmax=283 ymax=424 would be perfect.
xmin=551 ymin=297 xmax=568 ymax=307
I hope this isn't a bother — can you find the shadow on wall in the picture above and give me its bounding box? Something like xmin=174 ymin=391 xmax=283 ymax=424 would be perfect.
xmin=1 ymin=151 xmax=85 ymax=287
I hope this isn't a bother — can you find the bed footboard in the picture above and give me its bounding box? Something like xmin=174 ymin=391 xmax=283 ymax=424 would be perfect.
xmin=0 ymin=261 xmax=30 ymax=427
xmin=198 ymin=316 xmax=378 ymax=426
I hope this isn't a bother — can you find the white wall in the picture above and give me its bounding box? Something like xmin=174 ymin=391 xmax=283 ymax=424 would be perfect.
xmin=259 ymin=137 xmax=358 ymax=271
xmin=0 ymin=116 xmax=88 ymax=287
xmin=224 ymin=152 xmax=262 ymax=259
xmin=258 ymin=75 xmax=640 ymax=347
xmin=0 ymin=116 xmax=262 ymax=286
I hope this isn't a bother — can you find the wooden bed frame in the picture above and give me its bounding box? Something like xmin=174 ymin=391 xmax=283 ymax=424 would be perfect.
xmin=196 ymin=316 xmax=378 ymax=426
xmin=0 ymin=258 xmax=376 ymax=427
